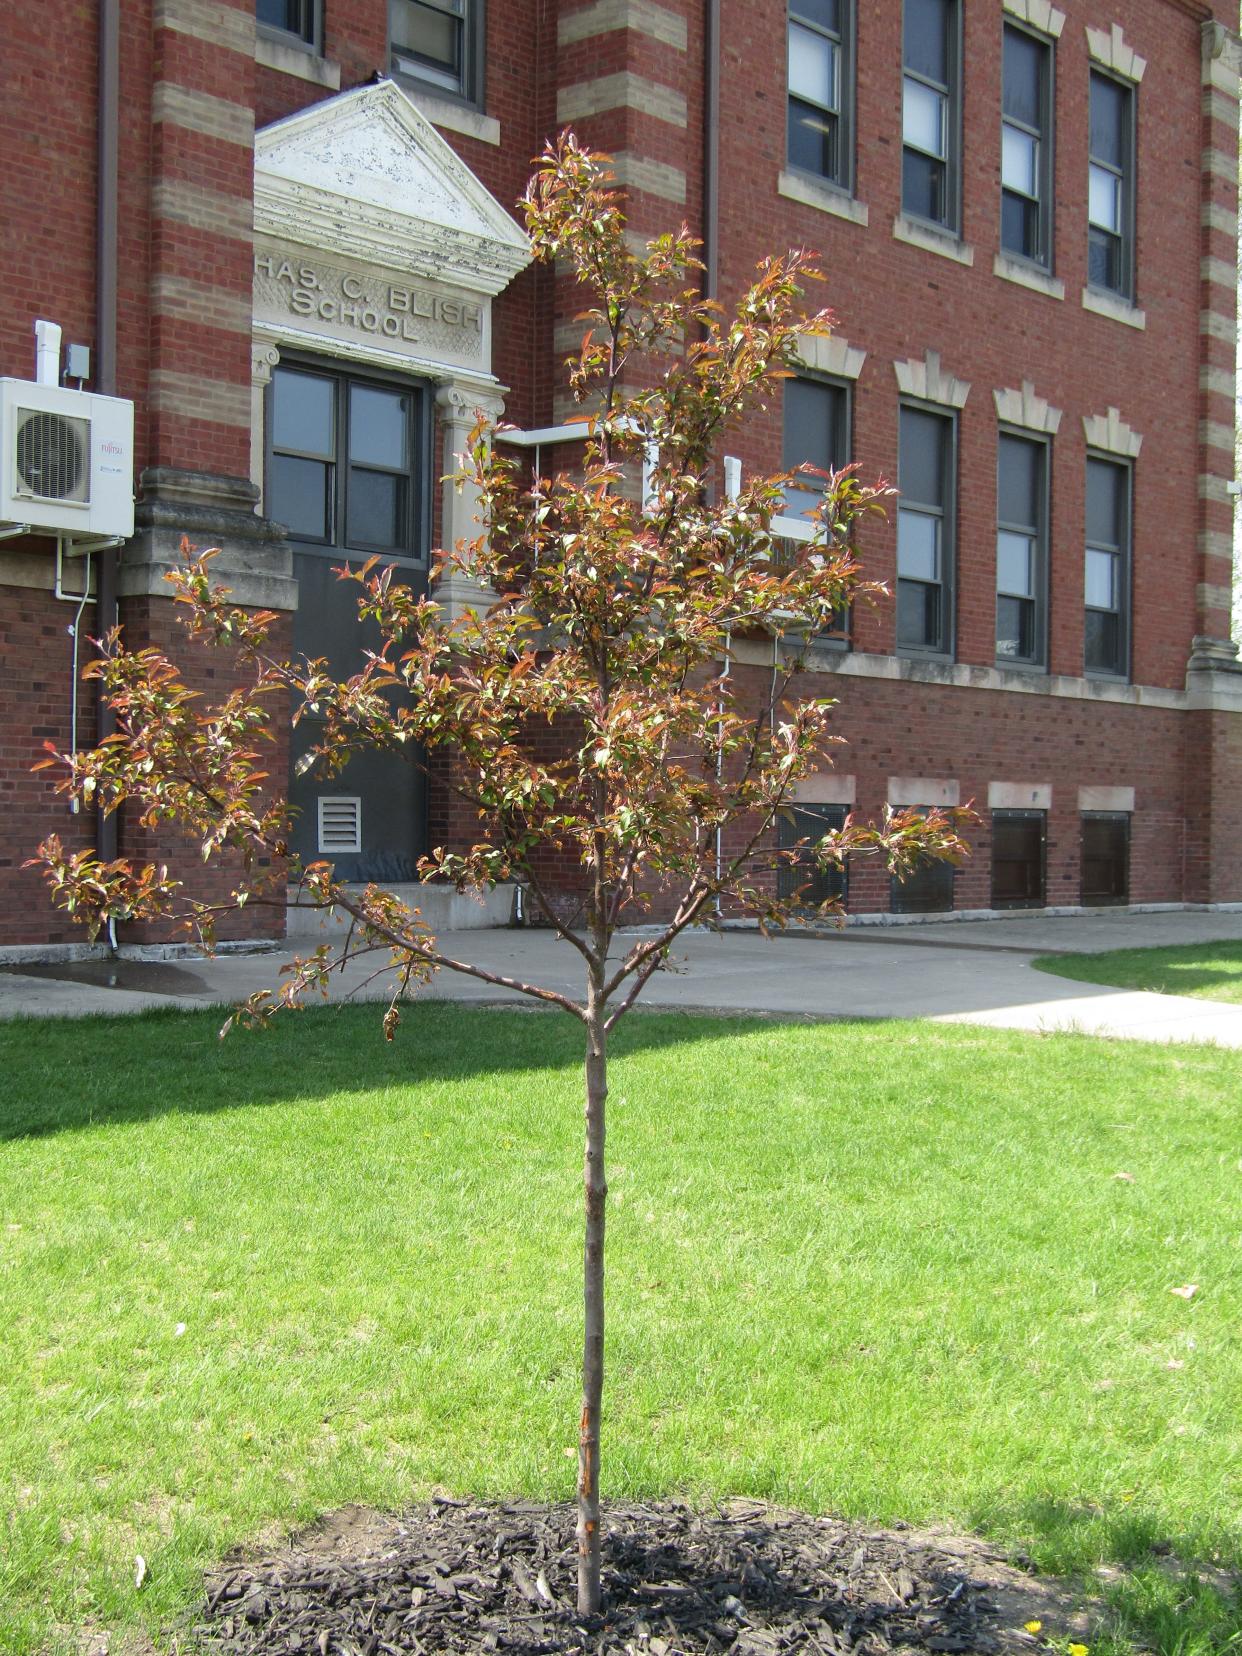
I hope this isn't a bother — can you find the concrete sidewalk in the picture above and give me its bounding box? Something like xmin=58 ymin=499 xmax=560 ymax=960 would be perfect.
xmin=3 ymin=908 xmax=1242 ymax=1046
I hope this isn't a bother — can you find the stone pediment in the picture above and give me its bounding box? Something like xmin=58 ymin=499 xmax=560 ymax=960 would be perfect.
xmin=254 ymin=80 xmax=532 ymax=297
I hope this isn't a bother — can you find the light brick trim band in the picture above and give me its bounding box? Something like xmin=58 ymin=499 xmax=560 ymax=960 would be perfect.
xmin=153 ymin=0 xmax=253 ymax=55
xmin=558 ymin=73 xmax=687 ymax=128
xmin=1082 ymin=406 xmax=1142 ymax=458
xmin=1085 ymin=22 xmax=1146 ymax=82
xmin=610 ymin=152 xmax=686 ymax=204
xmin=993 ymin=380 xmax=1061 ymax=433
xmin=895 ymin=349 xmax=970 ymax=408
xmin=152 ymin=82 xmax=255 ymax=148
xmin=152 ymin=179 xmax=253 ymax=243
xmin=149 ymin=370 xmax=251 ymax=429
xmin=151 ymin=273 xmax=252 ymax=334
xmin=557 ymin=0 xmax=687 ymax=50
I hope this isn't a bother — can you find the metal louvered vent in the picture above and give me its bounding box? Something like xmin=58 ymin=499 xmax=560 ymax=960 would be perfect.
xmin=14 ymin=408 xmax=90 ymax=503
xmin=317 ymin=796 xmax=362 ymax=855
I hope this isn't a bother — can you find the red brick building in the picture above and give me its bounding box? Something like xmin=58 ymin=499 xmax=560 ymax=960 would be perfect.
xmin=2 ymin=0 xmax=1241 ymax=952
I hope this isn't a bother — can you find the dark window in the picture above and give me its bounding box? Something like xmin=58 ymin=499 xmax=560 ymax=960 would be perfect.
xmin=1088 ymin=70 xmax=1134 ymax=298
xmin=902 ymin=0 xmax=958 ymax=229
xmin=782 ymin=377 xmax=848 ymax=521
xmin=779 ymin=377 xmax=850 ymax=642
xmin=892 ymin=809 xmax=955 ymax=913
xmin=788 ymin=0 xmax=853 ymax=190
xmin=257 ymin=0 xmax=317 ymax=46
xmin=1001 ymin=24 xmax=1053 ymax=266
xmin=390 ymin=0 xmax=482 ymax=103
xmin=268 ymin=363 xmax=428 ymax=561
xmin=778 ymin=803 xmax=848 ymax=908
xmin=897 ymin=404 xmax=953 ymax=656
xmin=1085 ymin=455 xmax=1130 ymax=677
xmin=996 ymin=432 xmax=1048 ymax=668
xmin=992 ymin=810 xmax=1046 ymax=909
xmin=1081 ymin=813 xmax=1129 ymax=905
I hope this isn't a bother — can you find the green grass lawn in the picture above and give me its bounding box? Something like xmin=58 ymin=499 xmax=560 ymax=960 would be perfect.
xmin=1034 ymin=941 xmax=1242 ymax=1005
xmin=1 ymin=1004 xmax=1240 ymax=1654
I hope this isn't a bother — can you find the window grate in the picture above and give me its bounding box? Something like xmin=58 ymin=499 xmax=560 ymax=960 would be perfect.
xmin=318 ymin=796 xmax=362 ymax=855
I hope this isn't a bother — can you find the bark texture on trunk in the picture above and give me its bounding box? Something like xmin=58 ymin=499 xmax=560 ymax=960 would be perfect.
xmin=577 ymin=1003 xmax=608 ymax=1615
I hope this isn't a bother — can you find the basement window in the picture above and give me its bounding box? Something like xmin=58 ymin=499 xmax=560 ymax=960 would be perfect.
xmin=991 ymin=809 xmax=1046 ymax=909
xmin=778 ymin=803 xmax=848 ymax=909
xmin=1081 ymin=812 xmax=1129 ymax=906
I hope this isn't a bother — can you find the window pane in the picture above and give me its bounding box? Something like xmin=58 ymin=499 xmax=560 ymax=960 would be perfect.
xmin=257 ymin=0 xmax=309 ymax=36
xmin=792 ymin=0 xmax=840 ymax=31
xmin=1087 ymin=458 xmax=1123 ymax=546
xmin=898 ymin=578 xmax=941 ymax=649
xmin=898 ymin=509 xmax=939 ymax=580
xmin=1088 ymin=227 xmax=1121 ymax=291
xmin=998 ymin=435 xmax=1040 ymax=529
xmin=996 ymin=594 xmax=1036 ymax=661
xmin=997 ymin=530 xmax=1034 ymax=597
xmin=1088 ymin=164 xmax=1120 ymax=231
xmin=784 ymin=379 xmax=843 ymax=472
xmin=350 ymin=385 xmax=408 ymax=469
xmin=1090 ymin=73 xmax=1125 ymax=167
xmin=788 ymin=100 xmax=838 ymax=177
xmin=903 ymin=77 xmax=945 ymax=155
xmin=1002 ymin=125 xmax=1038 ymax=196
xmin=272 ymin=369 xmax=334 ymax=456
xmin=391 ymin=0 xmax=462 ymax=84
xmin=898 ymin=406 xmax=946 ymax=504
xmin=1002 ymin=191 xmax=1038 ymax=259
xmin=903 ymin=0 xmax=949 ymax=84
xmin=1085 ymin=547 xmax=1117 ymax=609
xmin=1085 ymin=609 xmax=1121 ymax=674
xmin=1002 ymin=27 xmax=1042 ymax=127
xmin=789 ymin=23 xmax=837 ymax=109
xmin=348 ymin=468 xmax=403 ymax=549
xmin=902 ymin=149 xmax=946 ymax=222
xmin=270 ymin=454 xmax=331 ymax=541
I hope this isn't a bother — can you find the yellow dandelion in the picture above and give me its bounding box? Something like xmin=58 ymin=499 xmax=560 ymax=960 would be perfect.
xmin=1023 ymin=1622 xmax=1043 ymax=1635
xmin=1068 ymin=1644 xmax=1089 ymax=1655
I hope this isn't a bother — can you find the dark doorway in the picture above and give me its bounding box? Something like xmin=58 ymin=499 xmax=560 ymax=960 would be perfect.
xmin=991 ymin=809 xmax=1045 ymax=909
xmin=1081 ymin=812 xmax=1129 ymax=906
xmin=268 ymin=360 xmax=432 ymax=881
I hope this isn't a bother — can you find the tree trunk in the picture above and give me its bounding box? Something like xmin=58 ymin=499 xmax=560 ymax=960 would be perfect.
xmin=577 ymin=1001 xmax=608 ymax=1616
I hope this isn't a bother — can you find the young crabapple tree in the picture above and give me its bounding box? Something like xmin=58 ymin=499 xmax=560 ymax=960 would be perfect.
xmin=32 ymin=137 xmax=971 ymax=1618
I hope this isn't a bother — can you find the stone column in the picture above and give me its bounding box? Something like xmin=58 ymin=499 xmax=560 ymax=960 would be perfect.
xmin=434 ymin=380 xmax=507 ymax=619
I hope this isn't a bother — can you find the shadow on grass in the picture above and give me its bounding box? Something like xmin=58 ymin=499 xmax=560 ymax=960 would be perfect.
xmin=977 ymin=1496 xmax=1242 ymax=1656
xmin=0 ymin=999 xmax=793 ymax=1143
xmin=1034 ymin=945 xmax=1242 ymax=1002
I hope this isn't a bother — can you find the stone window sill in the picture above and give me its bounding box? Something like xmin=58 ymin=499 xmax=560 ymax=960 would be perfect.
xmin=1081 ymin=287 xmax=1146 ymax=329
xmin=892 ymin=214 xmax=974 ymax=266
xmin=993 ymin=253 xmax=1064 ymax=299
xmin=777 ymin=169 xmax=868 ymax=226
xmin=255 ymin=32 xmax=342 ymax=90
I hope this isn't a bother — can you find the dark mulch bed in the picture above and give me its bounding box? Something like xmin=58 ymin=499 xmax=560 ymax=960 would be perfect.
xmin=191 ymin=1499 xmax=1089 ymax=1656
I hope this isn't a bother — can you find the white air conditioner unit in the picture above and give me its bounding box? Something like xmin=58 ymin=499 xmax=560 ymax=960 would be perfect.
xmin=0 ymin=379 xmax=134 ymax=538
